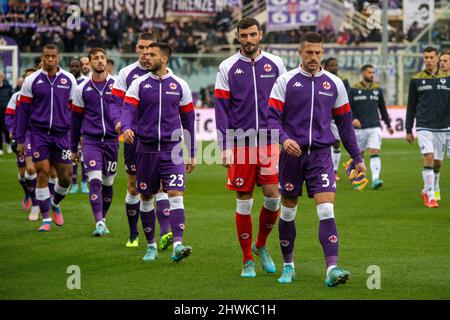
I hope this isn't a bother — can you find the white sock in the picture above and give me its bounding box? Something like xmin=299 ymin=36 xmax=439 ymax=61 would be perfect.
xmin=327 ymin=265 xmax=337 ymax=276
xmin=43 ymin=218 xmax=51 ymax=223
xmin=332 ymin=149 xmax=341 ymax=172
xmin=422 ymin=168 xmax=435 ymax=200
xmin=173 ymin=241 xmax=182 ymax=248
xmin=434 ymin=170 xmax=440 ymax=193
xmin=284 ymin=262 xmax=294 ymax=269
xmin=96 ymin=221 xmax=105 ymax=228
xmin=370 ymin=155 xmax=381 ymax=181
xmin=148 ymin=243 xmax=157 ymax=249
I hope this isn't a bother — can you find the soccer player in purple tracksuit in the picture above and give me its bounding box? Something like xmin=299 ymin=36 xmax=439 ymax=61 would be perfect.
xmin=268 ymin=32 xmax=366 ymax=286
xmin=215 ymin=18 xmax=287 ymax=278
xmin=121 ymin=42 xmax=196 ymax=263
xmin=5 ymin=68 xmax=40 ymax=221
xmin=71 ymin=48 xmax=118 ymax=236
xmin=111 ymin=32 xmax=173 ymax=250
xmin=69 ymin=57 xmax=89 ymax=194
xmin=16 ymin=44 xmax=77 ymax=232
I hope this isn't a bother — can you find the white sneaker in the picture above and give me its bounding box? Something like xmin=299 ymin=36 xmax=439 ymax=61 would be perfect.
xmin=28 ymin=205 xmax=40 ymax=221
xmin=6 ymin=144 xmax=12 ymax=154
xmin=0 ymin=150 xmax=4 ymax=155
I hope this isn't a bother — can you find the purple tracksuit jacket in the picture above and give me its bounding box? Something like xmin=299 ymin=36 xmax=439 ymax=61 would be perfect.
xmin=268 ymin=66 xmax=362 ymax=163
xmin=71 ymin=75 xmax=118 ymax=152
xmin=214 ymin=50 xmax=287 ymax=150
xmin=15 ymin=68 xmax=76 ymax=144
xmin=121 ymin=69 xmax=196 ymax=157
xmin=110 ymin=61 xmax=148 ymax=127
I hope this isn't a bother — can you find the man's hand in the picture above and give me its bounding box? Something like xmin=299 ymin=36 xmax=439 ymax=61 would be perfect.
xmin=186 ymin=157 xmax=196 ymax=173
xmin=221 ymin=149 xmax=234 ymax=168
xmin=17 ymin=143 xmax=25 ymax=156
xmin=354 ymin=161 xmax=367 ymax=176
xmin=406 ymin=133 xmax=414 ymax=144
xmin=71 ymin=151 xmax=80 ymax=164
xmin=283 ymin=139 xmax=301 ymax=157
xmin=388 ymin=127 xmax=394 ymax=135
xmin=352 ymin=118 xmax=362 ymax=128
xmin=115 ymin=121 xmax=122 ymax=134
xmin=123 ymin=129 xmax=135 ymax=144
xmin=343 ymin=159 xmax=368 ymax=191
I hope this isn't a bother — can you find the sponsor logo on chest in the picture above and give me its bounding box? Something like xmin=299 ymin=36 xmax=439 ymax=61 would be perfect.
xmin=56 ymin=78 xmax=70 ymax=90
xmin=261 ymin=64 xmax=276 ymax=78
xmin=166 ymin=82 xmax=180 ymax=96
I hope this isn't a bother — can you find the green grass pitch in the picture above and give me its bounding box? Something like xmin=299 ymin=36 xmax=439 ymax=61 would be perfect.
xmin=1 ymin=139 xmax=450 ymax=299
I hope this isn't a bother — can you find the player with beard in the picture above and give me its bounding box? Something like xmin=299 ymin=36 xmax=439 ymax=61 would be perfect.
xmin=268 ymin=32 xmax=365 ymax=285
xmin=121 ymin=42 xmax=196 ymax=263
xmin=71 ymin=48 xmax=118 ymax=236
xmin=111 ymin=32 xmax=173 ymax=250
xmin=349 ymin=64 xmax=394 ymax=190
xmin=214 ymin=18 xmax=287 ymax=277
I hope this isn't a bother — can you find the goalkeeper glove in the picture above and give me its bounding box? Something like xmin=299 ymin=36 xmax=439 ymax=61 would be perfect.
xmin=343 ymin=159 xmax=368 ymax=191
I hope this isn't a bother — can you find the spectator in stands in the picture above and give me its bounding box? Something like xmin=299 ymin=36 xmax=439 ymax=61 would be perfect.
xmin=407 ymin=21 xmax=422 ymax=42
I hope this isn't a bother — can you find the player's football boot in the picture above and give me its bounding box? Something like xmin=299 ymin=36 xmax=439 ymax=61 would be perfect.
xmin=103 ymin=223 xmax=110 ymax=234
xmin=325 ymin=267 xmax=350 ymax=287
xmin=38 ymin=221 xmax=52 ymax=232
xmin=51 ymin=203 xmax=64 ymax=226
xmin=252 ymin=243 xmax=276 ymax=273
xmin=93 ymin=222 xmax=108 ymax=237
xmin=21 ymin=195 xmax=32 ymax=210
xmin=126 ymin=236 xmax=139 ymax=247
xmin=69 ymin=184 xmax=79 ymax=194
xmin=371 ymin=178 xmax=384 ymax=190
xmin=435 ymin=191 xmax=441 ymax=201
xmin=159 ymin=232 xmax=173 ymax=251
xmin=171 ymin=244 xmax=192 ymax=263
xmin=425 ymin=199 xmax=439 ymax=208
xmin=278 ymin=265 xmax=295 ymax=284
xmin=28 ymin=206 xmax=40 ymax=221
xmin=420 ymin=191 xmax=428 ymax=203
xmin=240 ymin=260 xmax=256 ymax=278
xmin=143 ymin=246 xmax=158 ymax=261
xmin=81 ymin=181 xmax=89 ymax=194
xmin=343 ymin=159 xmax=368 ymax=191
